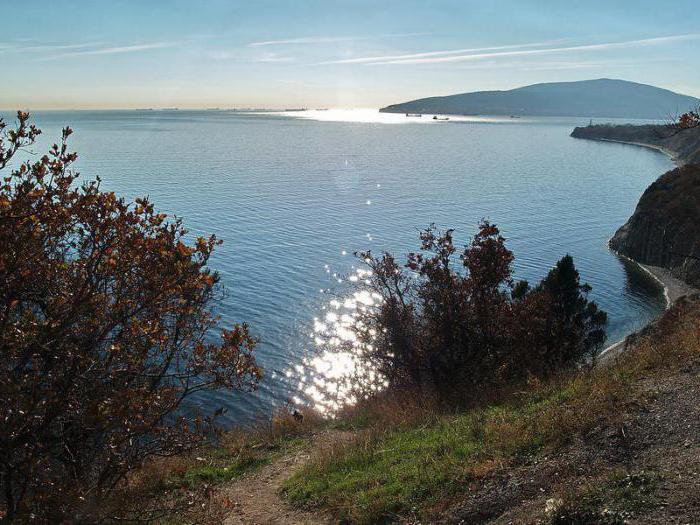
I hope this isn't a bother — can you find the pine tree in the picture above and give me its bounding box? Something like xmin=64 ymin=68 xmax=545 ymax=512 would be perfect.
xmin=539 ymin=255 xmax=608 ymax=366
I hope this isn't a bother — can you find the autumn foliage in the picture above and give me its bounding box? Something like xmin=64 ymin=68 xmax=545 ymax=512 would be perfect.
xmin=676 ymin=107 xmax=700 ymax=130
xmin=355 ymin=222 xmax=607 ymax=399
xmin=0 ymin=112 xmax=260 ymax=521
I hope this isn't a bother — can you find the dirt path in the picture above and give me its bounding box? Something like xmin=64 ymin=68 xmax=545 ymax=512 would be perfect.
xmin=221 ymin=430 xmax=350 ymax=525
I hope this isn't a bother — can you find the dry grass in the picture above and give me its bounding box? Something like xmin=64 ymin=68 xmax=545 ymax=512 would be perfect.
xmin=283 ymin=296 xmax=700 ymax=524
xmin=96 ymin=405 xmax=328 ymax=523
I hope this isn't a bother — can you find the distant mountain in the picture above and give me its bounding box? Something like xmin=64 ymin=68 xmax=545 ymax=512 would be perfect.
xmin=380 ymin=79 xmax=700 ymax=119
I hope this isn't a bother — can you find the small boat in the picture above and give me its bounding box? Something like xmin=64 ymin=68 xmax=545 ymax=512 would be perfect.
xmin=432 ymin=116 xmax=450 ymax=121
xmin=509 ymin=115 xmax=521 ymax=119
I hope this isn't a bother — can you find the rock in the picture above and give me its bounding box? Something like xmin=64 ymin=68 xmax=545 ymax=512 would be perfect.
xmin=610 ymin=164 xmax=700 ymax=288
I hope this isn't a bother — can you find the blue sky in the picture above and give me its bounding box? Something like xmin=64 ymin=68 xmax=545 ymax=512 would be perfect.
xmin=1 ymin=0 xmax=699 ymax=109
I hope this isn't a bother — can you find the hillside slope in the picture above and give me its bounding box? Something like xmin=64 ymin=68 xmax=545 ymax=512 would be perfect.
xmin=279 ymin=297 xmax=700 ymax=524
xmin=109 ymin=296 xmax=700 ymax=525
xmin=380 ymin=79 xmax=699 ymax=119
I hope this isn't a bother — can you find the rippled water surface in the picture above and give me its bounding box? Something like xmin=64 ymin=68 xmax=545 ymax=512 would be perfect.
xmin=12 ymin=109 xmax=673 ymax=424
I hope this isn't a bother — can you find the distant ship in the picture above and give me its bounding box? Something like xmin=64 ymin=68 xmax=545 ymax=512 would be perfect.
xmin=433 ymin=116 xmax=450 ymax=121
xmin=405 ymin=113 xmax=422 ymax=117
xmin=285 ymin=108 xmax=307 ymax=112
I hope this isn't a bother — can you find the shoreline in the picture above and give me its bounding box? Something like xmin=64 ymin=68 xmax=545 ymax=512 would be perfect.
xmin=587 ymin=131 xmax=691 ymax=361
xmin=582 ymin=136 xmax=680 ymax=164
xmin=600 ymin=246 xmax=699 ymax=362
xmin=637 ymin=262 xmax=699 ymax=306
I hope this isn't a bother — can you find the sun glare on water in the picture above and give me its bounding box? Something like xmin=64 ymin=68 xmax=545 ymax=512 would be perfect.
xmin=266 ymin=108 xmax=514 ymax=124
xmin=286 ymin=267 xmax=389 ymax=415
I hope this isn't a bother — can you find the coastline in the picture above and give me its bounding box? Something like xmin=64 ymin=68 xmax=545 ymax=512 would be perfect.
xmin=585 ymin=129 xmax=696 ymax=361
xmin=583 ymin=136 xmax=680 ymax=164
xmin=600 ymin=238 xmax=698 ymax=362
xmin=638 ymin=262 xmax=699 ymax=306
xmin=599 ymin=258 xmax=699 ymax=361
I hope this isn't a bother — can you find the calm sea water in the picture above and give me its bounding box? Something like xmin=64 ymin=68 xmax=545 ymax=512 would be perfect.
xmin=6 ymin=109 xmax=673 ymax=425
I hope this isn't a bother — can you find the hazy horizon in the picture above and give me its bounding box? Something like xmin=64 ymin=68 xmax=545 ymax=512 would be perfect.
xmin=2 ymin=0 xmax=700 ymax=110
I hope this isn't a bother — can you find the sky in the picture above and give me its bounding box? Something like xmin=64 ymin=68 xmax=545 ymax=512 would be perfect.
xmin=1 ymin=0 xmax=699 ymax=109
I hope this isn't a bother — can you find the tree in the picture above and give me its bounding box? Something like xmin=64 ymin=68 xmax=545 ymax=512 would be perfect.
xmin=0 ymin=112 xmax=261 ymax=521
xmin=536 ymin=254 xmax=608 ymax=368
xmin=355 ymin=223 xmax=607 ymax=400
xmin=656 ymin=105 xmax=700 ymax=138
xmin=675 ymin=106 xmax=699 ymax=131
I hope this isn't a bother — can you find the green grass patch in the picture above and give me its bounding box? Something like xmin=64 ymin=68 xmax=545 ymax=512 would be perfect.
xmin=281 ymin=388 xmax=582 ymax=524
xmin=180 ymin=435 xmax=311 ymax=488
xmin=183 ymin=455 xmax=269 ymax=486
xmin=281 ymin=368 xmax=640 ymax=524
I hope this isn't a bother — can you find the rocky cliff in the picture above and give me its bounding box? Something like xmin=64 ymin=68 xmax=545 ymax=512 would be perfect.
xmin=570 ymin=123 xmax=700 ymax=288
xmin=609 ymin=163 xmax=700 ymax=287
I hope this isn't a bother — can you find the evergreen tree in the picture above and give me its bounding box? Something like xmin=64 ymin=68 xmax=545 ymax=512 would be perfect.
xmin=538 ymin=255 xmax=608 ymax=366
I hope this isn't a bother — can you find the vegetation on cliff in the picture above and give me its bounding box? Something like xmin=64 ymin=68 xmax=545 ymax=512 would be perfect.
xmin=353 ymin=223 xmax=606 ymax=402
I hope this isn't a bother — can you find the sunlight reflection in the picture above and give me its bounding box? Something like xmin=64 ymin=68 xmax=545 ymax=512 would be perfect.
xmin=288 ymin=267 xmax=388 ymax=415
xmin=262 ymin=108 xmax=517 ymax=124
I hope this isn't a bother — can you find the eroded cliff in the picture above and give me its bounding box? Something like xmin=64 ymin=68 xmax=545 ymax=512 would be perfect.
xmin=610 ymin=163 xmax=700 ymax=287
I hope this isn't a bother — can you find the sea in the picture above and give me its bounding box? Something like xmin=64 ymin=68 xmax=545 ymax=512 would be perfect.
xmin=5 ymin=108 xmax=674 ymax=425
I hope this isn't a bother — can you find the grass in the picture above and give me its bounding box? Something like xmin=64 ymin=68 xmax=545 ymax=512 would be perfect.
xmin=99 ymin=407 xmax=327 ymax=524
xmin=182 ymin=454 xmax=270 ymax=487
xmin=282 ymin=297 xmax=700 ymax=524
xmin=282 ymin=378 xmax=627 ymax=524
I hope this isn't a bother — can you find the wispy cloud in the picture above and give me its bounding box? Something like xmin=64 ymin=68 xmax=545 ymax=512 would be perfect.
xmin=247 ymin=32 xmax=430 ymax=47
xmin=254 ymin=52 xmax=294 ymax=63
xmin=36 ymin=42 xmax=174 ymax=61
xmin=317 ymin=39 xmax=569 ymax=65
xmin=207 ymin=50 xmax=294 ymax=63
xmin=366 ymin=34 xmax=700 ymax=65
xmin=450 ymin=57 xmax=676 ymax=72
xmin=0 ymin=41 xmax=102 ymax=53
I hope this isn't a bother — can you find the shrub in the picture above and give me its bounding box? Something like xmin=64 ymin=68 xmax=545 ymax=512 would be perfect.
xmin=0 ymin=112 xmax=261 ymax=521
xmin=354 ymin=222 xmax=606 ymax=400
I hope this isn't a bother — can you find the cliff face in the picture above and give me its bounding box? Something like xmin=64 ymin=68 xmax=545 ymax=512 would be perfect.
xmin=610 ymin=164 xmax=700 ymax=288
xmin=571 ymin=123 xmax=700 ymax=288
xmin=570 ymin=124 xmax=700 ymax=165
